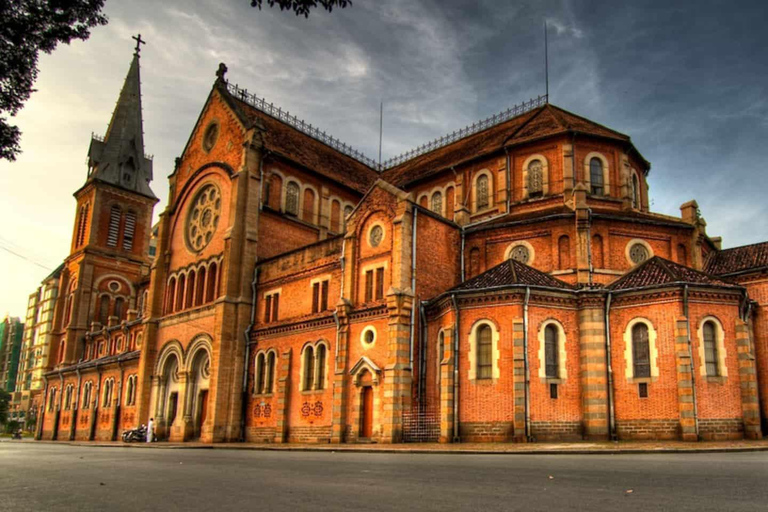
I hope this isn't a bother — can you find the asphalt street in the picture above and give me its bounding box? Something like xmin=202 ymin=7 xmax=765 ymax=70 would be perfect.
xmin=1 ymin=442 xmax=767 ymax=511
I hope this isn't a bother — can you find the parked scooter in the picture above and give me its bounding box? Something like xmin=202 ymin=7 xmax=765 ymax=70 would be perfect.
xmin=121 ymin=424 xmax=157 ymax=443
xmin=11 ymin=429 xmax=23 ymax=440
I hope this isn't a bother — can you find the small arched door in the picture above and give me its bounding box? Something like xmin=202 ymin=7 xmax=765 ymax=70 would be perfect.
xmin=361 ymin=386 xmax=373 ymax=439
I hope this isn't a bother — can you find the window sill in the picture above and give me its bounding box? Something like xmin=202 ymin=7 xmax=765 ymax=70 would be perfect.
xmin=300 ymin=389 xmax=327 ymax=395
xmin=627 ymin=377 xmax=655 ymax=384
xmin=703 ymin=376 xmax=727 ymax=384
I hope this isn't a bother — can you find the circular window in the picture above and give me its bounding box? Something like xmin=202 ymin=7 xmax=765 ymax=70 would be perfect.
xmin=361 ymin=326 xmax=376 ymax=348
xmin=509 ymin=244 xmax=530 ymax=264
xmin=629 ymin=242 xmax=650 ymax=264
xmin=186 ymin=184 xmax=222 ymax=252
xmin=108 ymin=281 xmax=120 ymax=292
xmin=202 ymin=122 xmax=219 ymax=152
xmin=369 ymin=225 xmax=384 ymax=248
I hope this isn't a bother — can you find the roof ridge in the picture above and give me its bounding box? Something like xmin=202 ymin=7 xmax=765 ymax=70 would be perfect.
xmin=652 ymin=256 xmax=678 ymax=280
xmin=509 ymin=258 xmax=518 ymax=282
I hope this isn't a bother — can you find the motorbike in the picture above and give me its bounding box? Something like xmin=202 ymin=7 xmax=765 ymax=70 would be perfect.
xmin=121 ymin=425 xmax=157 ymax=443
xmin=11 ymin=430 xmax=23 ymax=440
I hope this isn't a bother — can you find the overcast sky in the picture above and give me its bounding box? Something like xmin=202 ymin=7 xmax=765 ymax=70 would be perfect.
xmin=1 ymin=0 xmax=766 ymax=317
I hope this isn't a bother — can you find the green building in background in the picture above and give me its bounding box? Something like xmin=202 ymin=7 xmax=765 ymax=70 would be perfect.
xmin=0 ymin=316 xmax=24 ymax=392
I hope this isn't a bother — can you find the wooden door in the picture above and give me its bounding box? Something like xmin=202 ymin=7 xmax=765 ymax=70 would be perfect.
xmin=361 ymin=387 xmax=373 ymax=438
xmin=197 ymin=390 xmax=209 ymax=438
xmin=168 ymin=393 xmax=178 ymax=425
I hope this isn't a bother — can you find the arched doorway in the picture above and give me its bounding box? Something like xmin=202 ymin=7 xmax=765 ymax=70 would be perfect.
xmin=187 ymin=348 xmax=210 ymax=440
xmin=156 ymin=352 xmax=181 ymax=440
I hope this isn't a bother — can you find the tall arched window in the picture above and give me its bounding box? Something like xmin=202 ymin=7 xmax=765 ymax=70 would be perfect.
xmin=477 ymin=324 xmax=493 ymax=379
xmin=122 ymin=211 xmax=137 ymax=250
xmin=545 ymin=325 xmax=559 ymax=378
xmin=176 ymin=274 xmax=186 ymax=312
xmin=255 ymin=352 xmax=266 ymax=394
xmin=206 ymin=262 xmax=218 ymax=303
xmin=98 ymin=295 xmax=110 ymax=325
xmin=431 ymin=191 xmax=443 ymax=215
xmin=48 ymin=387 xmax=57 ymax=412
xmin=107 ymin=205 xmax=121 ymax=247
xmin=285 ymin=182 xmax=300 ymax=216
xmin=528 ymin=160 xmax=543 ymax=197
xmin=76 ymin=203 xmax=89 ymax=247
xmin=632 ymin=173 xmax=640 ymax=209
xmin=185 ymin=270 xmax=196 ymax=309
xmin=265 ymin=351 xmax=276 ymax=393
xmin=166 ymin=277 xmax=176 ymax=314
xmin=82 ymin=382 xmax=92 ymax=408
xmin=703 ymin=321 xmax=719 ymax=376
xmin=302 ymin=346 xmax=315 ymax=391
xmin=63 ymin=295 xmax=73 ymax=327
xmin=302 ymin=188 xmax=316 ymax=224
xmin=114 ymin=297 xmax=125 ymax=321
xmin=558 ymin=235 xmax=570 ymax=270
xmin=64 ymin=385 xmax=73 ymax=410
xmin=315 ymin=344 xmax=327 ymax=390
xmin=590 ymin=158 xmax=604 ymax=195
xmin=476 ymin=175 xmax=489 ymax=210
xmin=102 ymin=379 xmax=113 ymax=407
xmin=632 ymin=323 xmax=651 ymax=378
xmin=125 ymin=376 xmax=135 ymax=406
xmin=195 ymin=268 xmax=206 ymax=306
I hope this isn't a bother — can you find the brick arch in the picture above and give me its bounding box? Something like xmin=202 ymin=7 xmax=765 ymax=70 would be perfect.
xmin=185 ymin=334 xmax=213 ymax=372
xmin=154 ymin=340 xmax=185 ymax=376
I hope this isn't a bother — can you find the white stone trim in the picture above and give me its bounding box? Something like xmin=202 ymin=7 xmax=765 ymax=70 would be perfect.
xmin=471 ymin=169 xmax=495 ymax=213
xmin=697 ymin=316 xmax=728 ymax=378
xmin=537 ymin=319 xmax=568 ymax=380
xmin=623 ymin=317 xmax=659 ymax=380
xmin=625 ymin=238 xmax=653 ymax=267
xmin=366 ymin=221 xmax=387 ymax=249
xmin=504 ymin=240 xmax=536 ymax=265
xmin=583 ymin=151 xmax=611 ymax=196
xmin=360 ymin=325 xmax=377 ymax=349
xmin=521 ymin=154 xmax=550 ymax=198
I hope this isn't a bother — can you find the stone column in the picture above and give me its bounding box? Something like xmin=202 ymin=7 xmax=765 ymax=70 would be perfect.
xmin=381 ymin=288 xmax=413 ymax=443
xmin=439 ymin=327 xmax=455 ymax=443
xmin=736 ymin=319 xmax=762 ymax=439
xmin=174 ymin=371 xmax=192 ymax=442
xmin=331 ymin=301 xmax=351 ymax=443
xmin=674 ymin=318 xmax=698 ymax=441
xmin=574 ymin=184 xmax=591 ymax=285
xmin=578 ymin=304 xmax=609 ymax=439
xmin=562 ymin=143 xmax=575 ymax=193
xmin=512 ymin=319 xmax=527 ymax=442
xmin=273 ymin=348 xmax=292 ymax=443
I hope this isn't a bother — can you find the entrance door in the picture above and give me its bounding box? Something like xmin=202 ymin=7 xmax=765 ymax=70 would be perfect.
xmin=168 ymin=393 xmax=178 ymax=425
xmin=196 ymin=390 xmax=209 ymax=438
xmin=361 ymin=386 xmax=373 ymax=439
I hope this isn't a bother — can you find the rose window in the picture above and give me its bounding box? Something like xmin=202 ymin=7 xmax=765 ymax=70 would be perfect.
xmin=187 ymin=184 xmax=221 ymax=252
xmin=369 ymin=225 xmax=384 ymax=247
xmin=509 ymin=245 xmax=530 ymax=264
xmin=629 ymin=243 xmax=649 ymax=264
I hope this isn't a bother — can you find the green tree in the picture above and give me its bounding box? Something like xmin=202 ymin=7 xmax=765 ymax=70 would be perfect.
xmin=250 ymin=0 xmax=351 ymax=17
xmin=0 ymin=0 xmax=108 ymax=161
xmin=0 ymin=389 xmax=10 ymax=425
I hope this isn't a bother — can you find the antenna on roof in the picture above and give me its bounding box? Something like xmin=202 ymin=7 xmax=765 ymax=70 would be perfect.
xmin=378 ymin=101 xmax=383 ymax=170
xmin=544 ymin=21 xmax=549 ymax=103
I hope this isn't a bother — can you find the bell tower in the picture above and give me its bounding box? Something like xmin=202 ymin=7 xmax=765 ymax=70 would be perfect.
xmin=51 ymin=37 xmax=158 ymax=368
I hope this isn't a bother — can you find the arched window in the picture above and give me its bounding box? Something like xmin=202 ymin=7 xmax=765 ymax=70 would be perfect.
xmin=592 ymin=235 xmax=604 ymax=268
xmin=102 ymin=379 xmax=113 ymax=407
xmin=528 ymin=160 xmax=543 ymax=197
xmin=285 ymin=182 xmax=300 ymax=216
xmin=82 ymin=382 xmax=92 ymax=408
xmin=206 ymin=262 xmax=218 ymax=303
xmin=558 ymin=235 xmax=570 ymax=270
xmin=632 ymin=173 xmax=640 ymax=209
xmin=476 ymin=175 xmax=489 ymax=210
xmin=302 ymin=346 xmax=315 ymax=391
xmin=302 ymin=188 xmax=316 ymax=223
xmin=477 ymin=324 xmax=493 ymax=379
xmin=64 ymin=385 xmax=73 ymax=410
xmin=185 ymin=270 xmax=196 ymax=309
xmin=255 ymin=353 xmax=265 ymax=394
xmin=176 ymin=274 xmax=186 ymax=312
xmin=76 ymin=203 xmax=89 ymax=247
xmin=48 ymin=387 xmax=57 ymax=412
xmin=125 ymin=376 xmax=135 ymax=406
xmin=98 ymin=295 xmax=110 ymax=325
xmin=265 ymin=351 xmax=276 ymax=393
xmin=122 ymin=211 xmax=136 ymax=251
xmin=703 ymin=321 xmax=719 ymax=376
xmin=315 ymin=344 xmax=327 ymax=390
xmin=114 ymin=297 xmax=125 ymax=321
xmin=469 ymin=247 xmax=481 ymax=278
xmin=195 ymin=268 xmax=206 ymax=306
xmin=632 ymin=323 xmax=651 ymax=378
xmin=431 ymin=191 xmax=443 ymax=215
xmin=590 ymin=158 xmax=604 ymax=195
xmin=63 ymin=295 xmax=73 ymax=327
xmin=166 ymin=278 xmax=176 ymax=314
xmin=545 ymin=325 xmax=559 ymax=378
xmin=107 ymin=205 xmax=121 ymax=247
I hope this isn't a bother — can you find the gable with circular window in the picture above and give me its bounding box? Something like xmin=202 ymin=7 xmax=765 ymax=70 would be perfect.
xmin=186 ymin=183 xmax=222 ymax=252
xmin=368 ymin=223 xmax=385 ymax=249
xmin=625 ymin=239 xmax=653 ymax=266
xmin=202 ymin=121 xmax=220 ymax=152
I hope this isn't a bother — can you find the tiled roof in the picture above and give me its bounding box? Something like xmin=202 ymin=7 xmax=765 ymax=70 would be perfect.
xmin=451 ymin=259 xmax=574 ymax=292
xmin=381 ymin=104 xmax=634 ymax=187
xmin=704 ymin=241 xmax=768 ymax=276
xmin=608 ymin=256 xmax=739 ymax=291
xmin=220 ymin=87 xmax=379 ymax=194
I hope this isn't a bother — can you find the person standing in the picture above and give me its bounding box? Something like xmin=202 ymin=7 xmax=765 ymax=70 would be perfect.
xmin=147 ymin=417 xmax=154 ymax=443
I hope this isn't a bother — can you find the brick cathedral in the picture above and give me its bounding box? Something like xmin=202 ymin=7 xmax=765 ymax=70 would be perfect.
xmin=36 ymin=44 xmax=768 ymax=444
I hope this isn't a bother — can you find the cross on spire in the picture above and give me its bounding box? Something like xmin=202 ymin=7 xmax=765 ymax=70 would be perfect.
xmin=132 ymin=34 xmax=146 ymax=56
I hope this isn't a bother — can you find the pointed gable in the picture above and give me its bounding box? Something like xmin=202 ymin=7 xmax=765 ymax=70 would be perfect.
xmin=608 ymin=256 xmax=739 ymax=291
xmin=451 ymin=259 xmax=574 ymax=292
xmin=86 ymin=52 xmax=155 ymax=199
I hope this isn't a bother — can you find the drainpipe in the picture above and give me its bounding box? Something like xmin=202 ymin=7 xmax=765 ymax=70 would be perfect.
xmin=451 ymin=293 xmax=461 ymax=442
xmin=743 ymin=298 xmax=764 ymax=434
xmin=114 ymin=361 xmax=124 ymax=442
xmin=409 ymin=208 xmax=418 ymax=370
xmin=604 ymin=292 xmax=617 ymax=440
xmin=240 ymin=266 xmax=259 ymax=442
xmin=683 ymin=284 xmax=700 ymax=439
xmin=72 ymin=368 xmax=82 ymax=440
xmin=586 ymin=208 xmax=593 ymax=285
xmin=504 ymin=147 xmax=512 ymax=213
xmin=54 ymin=371 xmax=63 ymax=441
xmin=460 ymin=229 xmax=466 ymax=282
xmin=36 ymin=376 xmax=48 ymax=440
xmin=523 ymin=287 xmax=532 ymax=441
xmin=257 ymin=150 xmax=270 ymax=211
xmin=335 ymin=235 xmax=347 ymax=368
xmin=418 ymin=301 xmax=427 ymax=404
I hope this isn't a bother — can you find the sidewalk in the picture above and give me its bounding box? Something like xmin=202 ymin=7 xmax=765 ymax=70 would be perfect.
xmin=22 ymin=438 xmax=768 ymax=455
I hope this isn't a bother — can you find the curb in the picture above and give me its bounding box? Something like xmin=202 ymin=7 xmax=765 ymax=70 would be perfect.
xmin=20 ymin=440 xmax=768 ymax=456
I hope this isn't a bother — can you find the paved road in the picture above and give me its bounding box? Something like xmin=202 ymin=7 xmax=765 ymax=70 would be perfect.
xmin=1 ymin=442 xmax=767 ymax=511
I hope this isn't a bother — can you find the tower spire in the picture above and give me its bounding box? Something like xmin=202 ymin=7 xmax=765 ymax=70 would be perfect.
xmin=86 ymin=37 xmax=155 ymax=199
